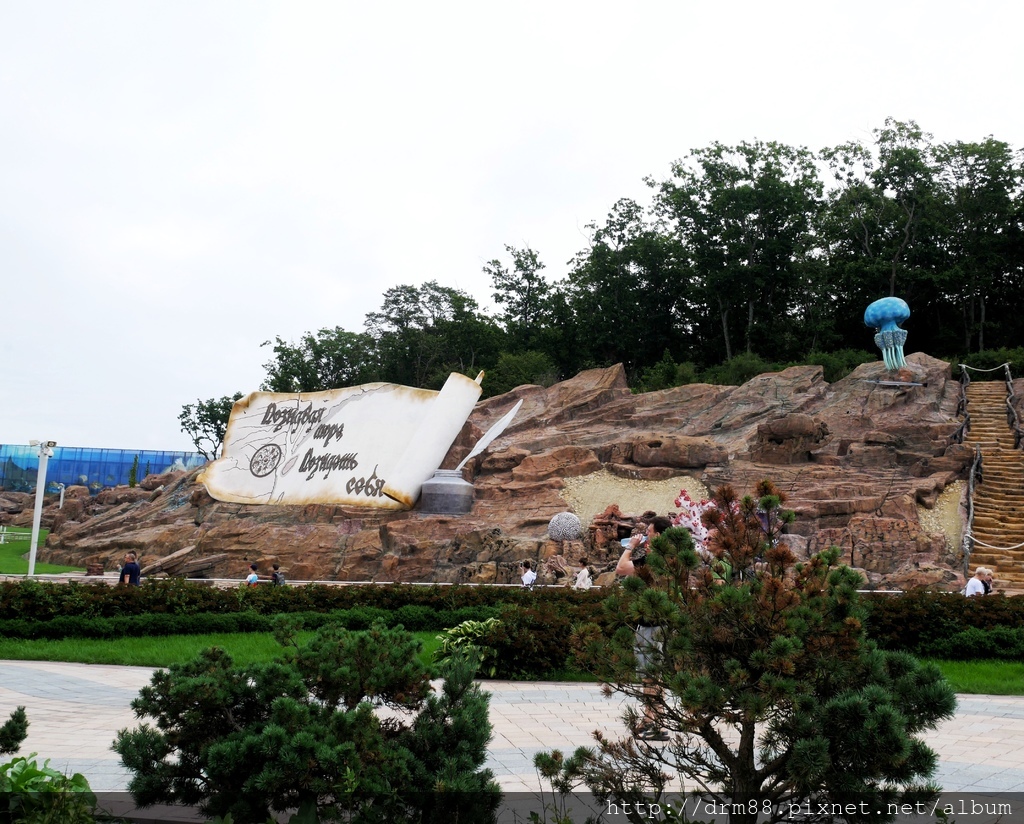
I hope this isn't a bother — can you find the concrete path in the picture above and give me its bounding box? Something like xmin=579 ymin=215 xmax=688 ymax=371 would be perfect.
xmin=3 ymin=660 xmax=1024 ymax=814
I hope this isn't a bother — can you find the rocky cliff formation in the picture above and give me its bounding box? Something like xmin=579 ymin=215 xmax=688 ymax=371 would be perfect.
xmin=9 ymin=353 xmax=972 ymax=590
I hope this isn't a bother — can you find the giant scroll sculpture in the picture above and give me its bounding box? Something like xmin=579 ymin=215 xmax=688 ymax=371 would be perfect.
xmin=864 ymin=297 xmax=910 ymax=372
xmin=198 ymin=372 xmax=483 ymax=508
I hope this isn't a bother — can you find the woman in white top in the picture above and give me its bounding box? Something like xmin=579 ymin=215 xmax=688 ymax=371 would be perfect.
xmin=521 ymin=560 xmax=537 ymax=588
xmin=572 ymin=558 xmax=592 ymax=590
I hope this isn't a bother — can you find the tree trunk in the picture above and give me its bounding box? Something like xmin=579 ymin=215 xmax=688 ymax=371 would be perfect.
xmin=719 ymin=296 xmax=733 ymax=361
xmin=979 ymin=294 xmax=986 ymax=352
xmin=746 ymin=300 xmax=755 ymax=354
xmin=729 ymin=722 xmax=763 ymax=824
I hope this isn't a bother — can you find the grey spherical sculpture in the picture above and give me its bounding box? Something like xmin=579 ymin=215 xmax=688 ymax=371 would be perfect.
xmin=864 ymin=297 xmax=910 ymax=371
xmin=548 ymin=512 xmax=582 ymax=542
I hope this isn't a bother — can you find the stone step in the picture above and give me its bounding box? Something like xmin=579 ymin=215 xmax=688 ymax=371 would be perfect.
xmin=962 ymin=382 xmax=1024 ymax=586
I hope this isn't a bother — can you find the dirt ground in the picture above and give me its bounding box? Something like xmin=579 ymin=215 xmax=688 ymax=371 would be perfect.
xmin=559 ymin=470 xmax=708 ymax=525
xmin=917 ymin=479 xmax=965 ymax=555
xmin=560 ymin=470 xmax=965 ymax=554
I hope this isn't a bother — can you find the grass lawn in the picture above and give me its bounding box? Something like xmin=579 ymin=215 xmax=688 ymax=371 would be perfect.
xmin=0 ymin=630 xmax=445 ymax=670
xmin=928 ymin=658 xmax=1024 ymax=695
xmin=0 ymin=631 xmax=1019 ymax=695
xmin=0 ymin=530 xmax=84 ymax=575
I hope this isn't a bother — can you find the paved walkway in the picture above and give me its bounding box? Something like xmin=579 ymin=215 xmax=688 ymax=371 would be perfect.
xmin=3 ymin=661 xmax=1024 ymax=814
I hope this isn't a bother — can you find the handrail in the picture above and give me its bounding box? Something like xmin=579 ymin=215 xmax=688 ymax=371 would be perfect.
xmin=1002 ymin=362 xmax=1024 ymax=449
xmin=958 ymin=361 xmax=1024 ymax=449
xmin=950 ymin=366 xmax=971 ymax=446
xmin=961 ymin=446 xmax=982 ymax=577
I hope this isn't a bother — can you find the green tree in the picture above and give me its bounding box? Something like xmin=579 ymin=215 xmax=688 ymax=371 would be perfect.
xmin=483 ymin=350 xmax=558 ymax=397
xmin=485 ymin=244 xmax=552 ymax=350
xmin=177 ymin=392 xmax=244 ymax=462
xmin=114 ymin=622 xmax=498 ymax=823
xmin=652 ymin=141 xmax=823 ymax=363
xmin=562 ymin=481 xmax=956 ymax=824
xmin=261 ymin=327 xmax=380 ymax=393
xmin=0 ymin=707 xmax=27 ymax=756
xmin=128 ymin=454 xmax=139 ymax=488
xmin=565 ymin=198 xmax=691 ymax=374
xmin=819 ymin=120 xmax=943 ymax=351
xmin=365 ymin=281 xmax=502 ymax=388
xmin=932 ymin=137 xmax=1024 ymax=352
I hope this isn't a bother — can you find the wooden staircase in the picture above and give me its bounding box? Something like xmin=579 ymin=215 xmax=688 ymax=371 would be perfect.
xmin=963 ymin=380 xmax=1024 ymax=592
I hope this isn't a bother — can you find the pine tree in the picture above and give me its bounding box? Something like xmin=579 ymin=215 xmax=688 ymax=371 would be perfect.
xmin=114 ymin=622 xmax=499 ymax=822
xmin=566 ymin=480 xmax=957 ymax=824
xmin=0 ymin=707 xmax=27 ymax=756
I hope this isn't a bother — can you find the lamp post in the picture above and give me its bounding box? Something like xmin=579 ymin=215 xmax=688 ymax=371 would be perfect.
xmin=27 ymin=440 xmax=56 ymax=577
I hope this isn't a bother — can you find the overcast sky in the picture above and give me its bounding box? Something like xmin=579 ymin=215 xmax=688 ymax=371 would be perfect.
xmin=2 ymin=0 xmax=1022 ymax=453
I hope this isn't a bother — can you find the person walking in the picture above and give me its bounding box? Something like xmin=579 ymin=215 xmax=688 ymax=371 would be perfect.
xmin=520 ymin=560 xmax=536 ymax=589
xmin=120 ymin=552 xmax=141 ymax=586
xmin=245 ymin=563 xmax=260 ymax=586
xmin=572 ymin=558 xmax=592 ymax=590
xmin=964 ymin=567 xmax=988 ymax=597
xmin=616 ymin=516 xmax=672 ymax=741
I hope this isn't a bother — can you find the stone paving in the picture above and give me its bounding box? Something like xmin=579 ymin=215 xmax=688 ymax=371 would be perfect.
xmin=3 ymin=660 xmax=1024 ymax=815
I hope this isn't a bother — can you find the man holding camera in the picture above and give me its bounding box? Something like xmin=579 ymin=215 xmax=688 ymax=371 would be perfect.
xmin=615 ymin=516 xmax=671 ymax=741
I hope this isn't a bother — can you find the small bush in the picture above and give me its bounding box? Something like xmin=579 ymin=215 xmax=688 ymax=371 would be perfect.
xmin=805 ymin=348 xmax=877 ymax=382
xmin=434 ymin=617 xmax=503 ymax=677
xmin=634 ymin=351 xmax=700 ymax=392
xmin=864 ymin=590 xmax=1024 ymax=653
xmin=920 ymin=625 xmax=1024 ymax=660
xmin=699 ymin=352 xmax=784 ymax=386
xmin=949 ymin=347 xmax=1024 ymax=379
xmin=479 ymin=602 xmax=577 ymax=679
xmin=0 ymin=752 xmax=98 ymax=823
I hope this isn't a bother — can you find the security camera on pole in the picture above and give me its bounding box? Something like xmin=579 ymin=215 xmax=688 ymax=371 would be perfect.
xmin=27 ymin=440 xmax=56 ymax=577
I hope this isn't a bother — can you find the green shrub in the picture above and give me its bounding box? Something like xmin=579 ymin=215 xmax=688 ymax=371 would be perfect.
xmin=479 ymin=602 xmax=577 ymax=679
xmin=483 ymin=350 xmax=558 ymax=397
xmin=113 ymin=624 xmax=499 ymax=822
xmin=634 ymin=351 xmax=700 ymax=392
xmin=920 ymin=625 xmax=1024 ymax=660
xmin=698 ymin=352 xmax=784 ymax=386
xmin=0 ymin=753 xmax=98 ymax=824
xmin=805 ymin=348 xmax=877 ymax=382
xmin=0 ymin=579 xmax=604 ymax=635
xmin=434 ymin=617 xmax=503 ymax=677
xmin=392 ymin=603 xmax=435 ymax=630
xmin=864 ymin=590 xmax=1024 ymax=653
xmin=949 ymin=347 xmax=1024 ymax=379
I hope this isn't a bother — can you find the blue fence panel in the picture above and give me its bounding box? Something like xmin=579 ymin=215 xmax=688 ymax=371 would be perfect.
xmin=0 ymin=444 xmax=207 ymax=494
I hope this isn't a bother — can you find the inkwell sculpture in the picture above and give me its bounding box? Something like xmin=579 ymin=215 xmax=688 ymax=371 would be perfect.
xmin=419 ymin=399 xmax=523 ymax=514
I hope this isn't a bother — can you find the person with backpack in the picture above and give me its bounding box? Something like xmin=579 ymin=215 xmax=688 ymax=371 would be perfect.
xmin=271 ymin=564 xmax=286 ymax=586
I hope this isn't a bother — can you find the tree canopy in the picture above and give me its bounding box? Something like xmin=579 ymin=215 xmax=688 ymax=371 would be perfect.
xmin=184 ymin=119 xmax=1024 ymax=438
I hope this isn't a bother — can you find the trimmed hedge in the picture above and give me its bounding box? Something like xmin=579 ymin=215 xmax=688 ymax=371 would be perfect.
xmin=0 ymin=605 xmax=505 ymax=640
xmin=864 ymin=590 xmax=1024 ymax=657
xmin=920 ymin=625 xmax=1024 ymax=660
xmin=5 ymin=579 xmax=1023 ymax=669
xmin=0 ymin=578 xmax=605 ymax=621
xmin=0 ymin=579 xmax=606 ymax=654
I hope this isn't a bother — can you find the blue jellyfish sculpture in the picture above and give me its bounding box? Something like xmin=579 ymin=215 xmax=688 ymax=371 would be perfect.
xmin=864 ymin=297 xmax=910 ymax=371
